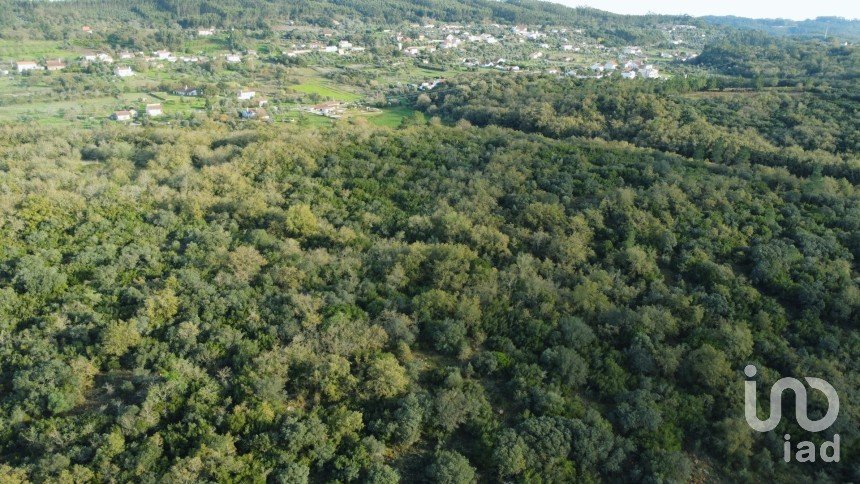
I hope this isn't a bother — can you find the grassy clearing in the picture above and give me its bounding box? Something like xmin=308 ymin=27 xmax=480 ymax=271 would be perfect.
xmin=0 ymin=40 xmax=78 ymax=60
xmin=367 ymin=106 xmax=415 ymax=127
xmin=288 ymin=79 xmax=361 ymax=101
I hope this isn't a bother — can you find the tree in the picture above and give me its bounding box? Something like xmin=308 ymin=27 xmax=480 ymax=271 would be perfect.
xmin=425 ymin=451 xmax=476 ymax=484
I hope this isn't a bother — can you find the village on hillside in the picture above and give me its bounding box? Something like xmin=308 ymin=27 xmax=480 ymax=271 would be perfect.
xmin=0 ymin=20 xmax=707 ymax=127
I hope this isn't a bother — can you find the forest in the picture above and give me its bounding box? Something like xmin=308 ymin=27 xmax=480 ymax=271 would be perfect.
xmin=0 ymin=115 xmax=857 ymax=482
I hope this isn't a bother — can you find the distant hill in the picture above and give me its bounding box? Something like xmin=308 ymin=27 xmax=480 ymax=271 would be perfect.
xmin=0 ymin=0 xmax=703 ymax=45
xmin=702 ymin=16 xmax=860 ymax=41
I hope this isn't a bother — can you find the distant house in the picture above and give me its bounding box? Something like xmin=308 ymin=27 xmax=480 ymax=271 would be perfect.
xmin=83 ymin=53 xmax=97 ymax=62
xmin=225 ymin=54 xmax=242 ymax=63
xmin=119 ymin=51 xmax=134 ymax=60
xmin=419 ymin=79 xmax=444 ymax=91
xmin=154 ymin=50 xmax=172 ymax=60
xmin=604 ymin=61 xmax=617 ymax=71
xmin=145 ymin=104 xmax=163 ymax=117
xmin=46 ymin=59 xmax=66 ymax=71
xmin=309 ymin=101 xmax=344 ymax=117
xmin=82 ymin=26 xmax=92 ymax=34
xmin=621 ymin=70 xmax=636 ymax=79
xmin=240 ymin=108 xmax=270 ymax=121
xmin=641 ymin=66 xmax=660 ymax=79
xmin=113 ymin=110 xmax=133 ymax=121
xmin=174 ymin=85 xmax=200 ymax=97
xmin=589 ymin=63 xmax=604 ymax=72
xmin=197 ymin=28 xmax=215 ymax=36
xmin=237 ymin=89 xmax=256 ymax=100
xmin=96 ymin=52 xmax=114 ymax=63
xmin=15 ymin=61 xmax=40 ymax=73
xmin=529 ymin=51 xmax=543 ymax=60
xmin=114 ymin=66 xmax=134 ymax=77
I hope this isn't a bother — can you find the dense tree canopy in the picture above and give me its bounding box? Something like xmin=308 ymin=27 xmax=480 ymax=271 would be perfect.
xmin=0 ymin=118 xmax=856 ymax=481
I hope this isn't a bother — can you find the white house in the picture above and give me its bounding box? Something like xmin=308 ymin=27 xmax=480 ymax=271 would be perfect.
xmin=96 ymin=52 xmax=114 ymax=63
xmin=641 ymin=66 xmax=660 ymax=79
xmin=146 ymin=104 xmax=163 ymax=116
xmin=604 ymin=61 xmax=617 ymax=71
xmin=589 ymin=63 xmax=604 ymax=72
xmin=119 ymin=51 xmax=134 ymax=60
xmin=529 ymin=51 xmax=543 ymax=60
xmin=308 ymin=101 xmax=344 ymax=117
xmin=621 ymin=70 xmax=636 ymax=79
xmin=155 ymin=50 xmax=172 ymax=60
xmin=46 ymin=59 xmax=66 ymax=71
xmin=237 ymin=89 xmax=256 ymax=100
xmin=15 ymin=61 xmax=40 ymax=72
xmin=225 ymin=54 xmax=242 ymax=63
xmin=114 ymin=66 xmax=134 ymax=77
xmin=113 ymin=110 xmax=133 ymax=121
xmin=197 ymin=28 xmax=215 ymax=36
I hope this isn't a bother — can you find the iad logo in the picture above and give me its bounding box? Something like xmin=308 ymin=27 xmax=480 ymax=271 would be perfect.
xmin=744 ymin=365 xmax=840 ymax=463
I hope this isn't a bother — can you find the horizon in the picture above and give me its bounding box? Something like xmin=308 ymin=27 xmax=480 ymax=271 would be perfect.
xmin=550 ymin=0 xmax=860 ymax=21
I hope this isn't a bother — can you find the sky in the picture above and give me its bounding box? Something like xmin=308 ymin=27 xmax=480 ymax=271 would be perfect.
xmin=550 ymin=0 xmax=860 ymax=21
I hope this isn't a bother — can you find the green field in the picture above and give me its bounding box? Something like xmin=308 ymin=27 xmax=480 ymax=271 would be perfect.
xmin=0 ymin=40 xmax=77 ymax=60
xmin=367 ymin=106 xmax=415 ymax=127
xmin=288 ymin=79 xmax=361 ymax=101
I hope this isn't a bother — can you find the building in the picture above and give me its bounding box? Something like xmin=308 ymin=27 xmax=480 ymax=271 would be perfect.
xmin=82 ymin=26 xmax=92 ymax=34
xmin=119 ymin=51 xmax=134 ymax=60
xmin=641 ymin=66 xmax=660 ymax=79
xmin=46 ymin=59 xmax=66 ymax=71
xmin=529 ymin=51 xmax=544 ymax=60
xmin=114 ymin=66 xmax=134 ymax=77
xmin=146 ymin=104 xmax=163 ymax=117
xmin=15 ymin=61 xmax=39 ymax=73
xmin=113 ymin=110 xmax=133 ymax=121
xmin=621 ymin=70 xmax=636 ymax=79
xmin=197 ymin=28 xmax=215 ymax=36
xmin=154 ymin=50 xmax=172 ymax=60
xmin=308 ymin=101 xmax=344 ymax=117
xmin=96 ymin=53 xmax=114 ymax=63
xmin=240 ymin=108 xmax=270 ymax=121
xmin=174 ymin=85 xmax=200 ymax=97
xmin=604 ymin=61 xmax=617 ymax=71
xmin=237 ymin=89 xmax=256 ymax=100
xmin=225 ymin=54 xmax=242 ymax=63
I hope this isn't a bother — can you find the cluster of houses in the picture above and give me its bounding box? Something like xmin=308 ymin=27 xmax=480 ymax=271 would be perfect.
xmin=398 ymin=26 xmax=499 ymax=56
xmin=112 ymin=103 xmax=163 ymax=121
xmin=14 ymin=59 xmax=72 ymax=72
xmin=588 ymin=60 xmax=661 ymax=79
xmin=284 ymin=40 xmax=366 ymax=58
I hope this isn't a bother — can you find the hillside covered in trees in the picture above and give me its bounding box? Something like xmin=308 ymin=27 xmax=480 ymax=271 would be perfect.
xmin=0 ymin=115 xmax=857 ymax=481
